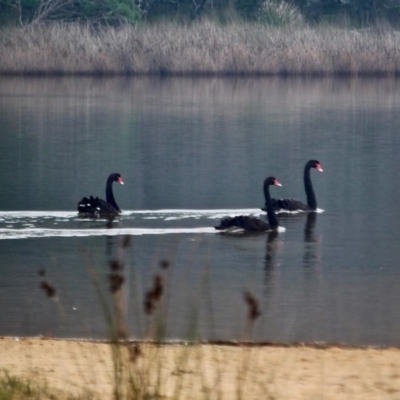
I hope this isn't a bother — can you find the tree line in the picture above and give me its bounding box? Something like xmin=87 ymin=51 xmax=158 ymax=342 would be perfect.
xmin=1 ymin=0 xmax=400 ymax=26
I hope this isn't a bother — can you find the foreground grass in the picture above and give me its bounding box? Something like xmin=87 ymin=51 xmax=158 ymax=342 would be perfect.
xmin=0 ymin=369 xmax=90 ymax=400
xmin=3 ymin=238 xmax=397 ymax=400
xmin=1 ymin=21 xmax=400 ymax=76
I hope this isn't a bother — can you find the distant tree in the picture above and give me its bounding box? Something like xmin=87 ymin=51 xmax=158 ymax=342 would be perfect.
xmin=291 ymin=0 xmax=400 ymax=26
xmin=234 ymin=0 xmax=263 ymax=19
xmin=1 ymin=0 xmax=399 ymax=25
xmin=341 ymin=0 xmax=400 ymax=26
xmin=0 ymin=0 xmax=140 ymax=25
xmin=258 ymin=0 xmax=302 ymax=25
xmin=135 ymin=0 xmax=221 ymax=20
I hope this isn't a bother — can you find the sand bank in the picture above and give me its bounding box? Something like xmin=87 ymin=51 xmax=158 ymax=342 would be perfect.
xmin=1 ymin=337 xmax=400 ymax=399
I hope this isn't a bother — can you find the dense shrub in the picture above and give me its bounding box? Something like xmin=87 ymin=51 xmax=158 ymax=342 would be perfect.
xmin=0 ymin=0 xmax=140 ymax=25
xmin=258 ymin=0 xmax=303 ymax=26
xmin=294 ymin=0 xmax=400 ymax=27
xmin=1 ymin=0 xmax=400 ymax=26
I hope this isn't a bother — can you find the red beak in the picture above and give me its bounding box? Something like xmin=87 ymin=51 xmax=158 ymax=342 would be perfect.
xmin=274 ymin=179 xmax=282 ymax=187
xmin=316 ymin=164 xmax=323 ymax=172
xmin=117 ymin=177 xmax=124 ymax=185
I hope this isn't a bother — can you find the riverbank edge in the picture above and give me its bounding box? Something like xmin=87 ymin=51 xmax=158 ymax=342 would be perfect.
xmin=1 ymin=71 xmax=400 ymax=78
xmin=2 ymin=335 xmax=398 ymax=350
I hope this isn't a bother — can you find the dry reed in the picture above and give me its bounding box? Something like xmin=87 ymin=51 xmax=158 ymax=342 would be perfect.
xmin=1 ymin=21 xmax=400 ymax=76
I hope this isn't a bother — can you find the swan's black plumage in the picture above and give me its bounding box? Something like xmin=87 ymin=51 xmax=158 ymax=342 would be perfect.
xmin=266 ymin=160 xmax=322 ymax=213
xmin=77 ymin=173 xmax=124 ymax=218
xmin=215 ymin=177 xmax=281 ymax=232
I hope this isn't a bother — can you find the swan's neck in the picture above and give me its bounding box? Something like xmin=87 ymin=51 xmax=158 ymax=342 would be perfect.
xmin=263 ymin=182 xmax=279 ymax=229
xmin=106 ymin=177 xmax=121 ymax=212
xmin=304 ymin=165 xmax=317 ymax=209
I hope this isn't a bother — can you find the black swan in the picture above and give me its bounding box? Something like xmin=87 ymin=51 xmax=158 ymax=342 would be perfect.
xmin=265 ymin=159 xmax=323 ymax=213
xmin=77 ymin=173 xmax=124 ymax=217
xmin=215 ymin=177 xmax=282 ymax=232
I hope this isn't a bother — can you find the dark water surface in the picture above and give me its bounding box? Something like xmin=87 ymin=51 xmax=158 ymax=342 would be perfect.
xmin=1 ymin=77 xmax=400 ymax=346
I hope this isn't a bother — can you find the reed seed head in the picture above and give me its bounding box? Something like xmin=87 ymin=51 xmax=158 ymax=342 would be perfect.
xmin=244 ymin=291 xmax=261 ymax=321
xmin=108 ymin=272 xmax=125 ymax=293
xmin=40 ymin=281 xmax=56 ymax=298
xmin=144 ymin=274 xmax=164 ymax=315
xmin=129 ymin=344 xmax=142 ymax=363
xmin=110 ymin=259 xmax=123 ymax=271
xmin=152 ymin=274 xmax=163 ymax=300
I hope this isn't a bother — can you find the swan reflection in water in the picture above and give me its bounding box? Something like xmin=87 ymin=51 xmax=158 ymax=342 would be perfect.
xmin=263 ymin=230 xmax=282 ymax=299
xmin=263 ymin=212 xmax=322 ymax=292
xmin=303 ymin=212 xmax=322 ymax=273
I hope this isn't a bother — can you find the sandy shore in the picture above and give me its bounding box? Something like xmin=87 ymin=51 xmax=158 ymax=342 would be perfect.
xmin=1 ymin=337 xmax=400 ymax=399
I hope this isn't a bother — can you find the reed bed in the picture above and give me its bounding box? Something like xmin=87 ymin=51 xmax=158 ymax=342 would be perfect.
xmin=1 ymin=21 xmax=400 ymax=76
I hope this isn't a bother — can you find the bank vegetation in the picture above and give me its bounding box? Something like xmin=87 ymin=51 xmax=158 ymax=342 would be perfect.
xmin=1 ymin=21 xmax=400 ymax=77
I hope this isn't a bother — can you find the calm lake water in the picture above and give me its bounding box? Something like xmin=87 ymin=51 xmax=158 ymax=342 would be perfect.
xmin=1 ymin=77 xmax=400 ymax=346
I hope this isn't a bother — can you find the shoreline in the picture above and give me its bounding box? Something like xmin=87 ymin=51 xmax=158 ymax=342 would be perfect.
xmin=2 ymin=336 xmax=400 ymax=399
xmin=4 ymin=335 xmax=399 ymax=350
xmin=1 ymin=71 xmax=399 ymax=78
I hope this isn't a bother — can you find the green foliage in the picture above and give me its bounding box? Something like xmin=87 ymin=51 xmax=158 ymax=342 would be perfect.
xmin=292 ymin=0 xmax=400 ymax=27
xmin=137 ymin=0 xmax=194 ymax=21
xmin=74 ymin=0 xmax=140 ymax=24
xmin=1 ymin=0 xmax=400 ymax=26
xmin=258 ymin=0 xmax=303 ymax=26
xmin=131 ymin=0 xmax=400 ymax=25
xmin=0 ymin=371 xmax=57 ymax=400
xmin=0 ymin=372 xmax=36 ymax=400
xmin=0 ymin=369 xmax=93 ymax=399
xmin=0 ymin=0 xmax=140 ymax=25
xmin=234 ymin=0 xmax=263 ymax=19
xmin=343 ymin=0 xmax=400 ymax=26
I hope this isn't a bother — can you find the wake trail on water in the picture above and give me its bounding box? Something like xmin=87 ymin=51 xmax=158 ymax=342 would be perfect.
xmin=0 ymin=208 xmax=263 ymax=220
xmin=0 ymin=208 xmax=281 ymax=239
xmin=0 ymin=227 xmax=217 ymax=239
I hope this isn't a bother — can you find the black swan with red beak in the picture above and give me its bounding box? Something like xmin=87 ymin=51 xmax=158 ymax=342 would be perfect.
xmin=215 ymin=176 xmax=282 ymax=232
xmin=77 ymin=173 xmax=124 ymax=218
xmin=265 ymin=160 xmax=323 ymax=213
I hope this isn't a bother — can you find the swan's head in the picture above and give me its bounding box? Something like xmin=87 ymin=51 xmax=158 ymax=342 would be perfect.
xmin=112 ymin=173 xmax=124 ymax=185
xmin=308 ymin=160 xmax=323 ymax=172
xmin=265 ymin=177 xmax=282 ymax=187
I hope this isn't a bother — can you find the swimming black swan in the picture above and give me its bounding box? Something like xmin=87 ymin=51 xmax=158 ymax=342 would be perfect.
xmin=77 ymin=173 xmax=124 ymax=217
xmin=215 ymin=177 xmax=282 ymax=232
xmin=265 ymin=160 xmax=323 ymax=213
